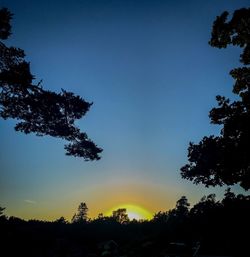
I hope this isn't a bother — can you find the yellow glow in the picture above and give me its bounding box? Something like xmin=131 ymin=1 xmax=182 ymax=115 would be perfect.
xmin=105 ymin=204 xmax=153 ymax=220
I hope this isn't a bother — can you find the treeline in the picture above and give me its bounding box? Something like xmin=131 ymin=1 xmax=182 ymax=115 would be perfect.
xmin=1 ymin=190 xmax=249 ymax=257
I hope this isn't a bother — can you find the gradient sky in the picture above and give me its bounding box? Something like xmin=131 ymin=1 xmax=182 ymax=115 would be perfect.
xmin=0 ymin=0 xmax=248 ymax=221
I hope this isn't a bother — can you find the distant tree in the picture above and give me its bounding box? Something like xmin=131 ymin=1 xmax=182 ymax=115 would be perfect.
xmin=190 ymin=194 xmax=219 ymax=217
xmin=174 ymin=196 xmax=190 ymax=217
xmin=71 ymin=202 xmax=88 ymax=223
xmin=55 ymin=216 xmax=67 ymax=224
xmin=181 ymin=8 xmax=250 ymax=190
xmin=0 ymin=206 xmax=5 ymax=216
xmin=153 ymin=211 xmax=169 ymax=223
xmin=0 ymin=8 xmax=102 ymax=160
xmin=222 ymin=188 xmax=250 ymax=208
xmin=97 ymin=213 xmax=104 ymax=219
xmin=112 ymin=208 xmax=129 ymax=224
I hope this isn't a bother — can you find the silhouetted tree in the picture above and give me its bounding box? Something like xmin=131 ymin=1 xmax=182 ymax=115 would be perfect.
xmin=190 ymin=194 xmax=219 ymax=217
xmin=112 ymin=208 xmax=129 ymax=224
xmin=163 ymin=196 xmax=190 ymax=233
xmin=174 ymin=196 xmax=190 ymax=217
xmin=98 ymin=213 xmax=104 ymax=219
xmin=152 ymin=197 xmax=190 ymax=227
xmin=55 ymin=216 xmax=67 ymax=224
xmin=0 ymin=206 xmax=5 ymax=216
xmin=153 ymin=211 xmax=169 ymax=223
xmin=72 ymin=202 xmax=88 ymax=223
xmin=0 ymin=8 xmax=102 ymax=160
xmin=181 ymin=8 xmax=250 ymax=190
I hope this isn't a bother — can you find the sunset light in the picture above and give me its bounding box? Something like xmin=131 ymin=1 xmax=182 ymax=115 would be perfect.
xmin=105 ymin=204 xmax=153 ymax=220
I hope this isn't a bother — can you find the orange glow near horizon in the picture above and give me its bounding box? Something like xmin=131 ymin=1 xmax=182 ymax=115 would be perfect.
xmin=105 ymin=204 xmax=153 ymax=220
xmin=81 ymin=180 xmax=177 ymax=221
xmin=4 ymin=180 xmax=178 ymax=222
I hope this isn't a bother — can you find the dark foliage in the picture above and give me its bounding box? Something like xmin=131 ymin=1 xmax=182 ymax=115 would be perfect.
xmin=0 ymin=205 xmax=5 ymax=216
xmin=72 ymin=202 xmax=89 ymax=223
xmin=0 ymin=8 xmax=102 ymax=160
xmin=112 ymin=208 xmax=129 ymax=224
xmin=1 ymin=194 xmax=249 ymax=256
xmin=181 ymin=8 xmax=250 ymax=190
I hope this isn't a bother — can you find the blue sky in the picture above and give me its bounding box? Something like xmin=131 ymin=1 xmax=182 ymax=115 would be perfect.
xmin=0 ymin=0 xmax=248 ymax=220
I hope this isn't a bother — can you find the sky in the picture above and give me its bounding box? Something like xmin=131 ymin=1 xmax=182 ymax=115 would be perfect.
xmin=0 ymin=0 xmax=249 ymax=221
